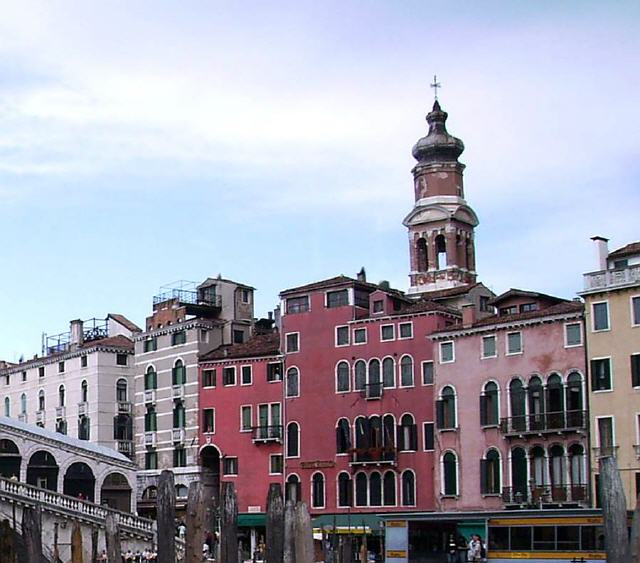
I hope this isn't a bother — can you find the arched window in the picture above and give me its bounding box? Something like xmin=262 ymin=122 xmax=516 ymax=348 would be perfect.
xmin=566 ymin=372 xmax=584 ymax=427
xmin=286 ymin=367 xmax=299 ymax=398
xmin=401 ymin=470 xmax=416 ymax=506
xmin=20 ymin=393 xmax=26 ymax=415
xmin=528 ymin=376 xmax=544 ymax=431
xmin=569 ymin=444 xmax=586 ymax=501
xmin=145 ymin=367 xmax=157 ymax=391
xmin=116 ymin=379 xmax=128 ymax=402
xmin=383 ymin=471 xmax=396 ymax=506
xmin=368 ymin=359 xmax=381 ymax=398
xmin=337 ymin=472 xmax=352 ymax=507
xmin=78 ymin=415 xmax=90 ymax=440
xmin=145 ymin=406 xmax=157 ymax=432
xmin=58 ymin=385 xmax=65 ymax=407
xmin=3 ymin=397 xmax=9 ymax=417
xmin=336 ymin=362 xmax=350 ymax=393
xmin=435 ymin=233 xmax=447 ymax=270
xmin=417 ymin=237 xmax=428 ymax=271
xmin=509 ymin=379 xmax=526 ymax=432
xmin=382 ymin=358 xmax=395 ymax=388
xmin=480 ymin=382 xmax=499 ymax=426
xmin=369 ymin=472 xmax=382 ymax=507
xmin=531 ymin=446 xmax=547 ymax=491
xmin=354 ymin=360 xmax=366 ymax=391
xmin=172 ymin=359 xmax=186 ymax=386
xmin=549 ymin=445 xmax=566 ymax=501
xmin=510 ymin=447 xmax=528 ymax=502
xmin=400 ymin=356 xmax=414 ymax=387
xmin=355 ymin=473 xmax=368 ymax=507
xmin=383 ymin=414 xmax=395 ymax=451
xmin=336 ymin=419 xmax=351 ymax=454
xmin=81 ymin=380 xmax=88 ymax=403
xmin=442 ymin=452 xmax=458 ymax=496
xmin=354 ymin=417 xmax=367 ymax=450
xmin=546 ymin=374 xmax=564 ymax=429
xmin=38 ymin=390 xmax=45 ymax=411
xmin=286 ymin=422 xmax=299 ymax=457
xmin=481 ymin=449 xmax=501 ymax=495
xmin=286 ymin=474 xmax=301 ymax=503
xmin=437 ymin=386 xmax=456 ymax=430
xmin=311 ymin=472 xmax=325 ymax=508
xmin=56 ymin=418 xmax=67 ymax=435
xmin=398 ymin=414 xmax=417 ymax=451
xmin=173 ymin=402 xmax=186 ymax=428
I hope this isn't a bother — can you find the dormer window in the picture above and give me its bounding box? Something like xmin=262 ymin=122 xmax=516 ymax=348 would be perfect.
xmin=499 ymin=306 xmax=517 ymax=316
xmin=373 ymin=300 xmax=384 ymax=314
xmin=519 ymin=303 xmax=538 ymax=313
xmin=286 ymin=296 xmax=309 ymax=314
xmin=613 ymin=259 xmax=628 ymax=269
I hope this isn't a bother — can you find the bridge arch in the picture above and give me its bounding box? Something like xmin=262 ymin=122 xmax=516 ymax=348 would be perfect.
xmin=100 ymin=472 xmax=132 ymax=512
xmin=0 ymin=439 xmax=21 ymax=479
xmin=63 ymin=461 xmax=95 ymax=501
xmin=27 ymin=450 xmax=59 ymax=491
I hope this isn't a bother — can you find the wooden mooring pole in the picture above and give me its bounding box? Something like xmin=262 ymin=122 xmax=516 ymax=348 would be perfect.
xmin=185 ymin=481 xmax=205 ymax=563
xmin=157 ymin=470 xmax=176 ymax=563
xmin=22 ymin=505 xmax=44 ymax=563
xmin=599 ymin=455 xmax=630 ymax=563
xmin=266 ymin=483 xmax=284 ymax=563
xmin=293 ymin=501 xmax=314 ymax=563
xmin=105 ymin=513 xmax=121 ymax=563
xmin=91 ymin=527 xmax=98 ymax=563
xmin=0 ymin=518 xmax=16 ymax=563
xmin=220 ymin=482 xmax=238 ymax=563
xmin=71 ymin=520 xmax=83 ymax=563
xmin=283 ymin=500 xmax=295 ymax=563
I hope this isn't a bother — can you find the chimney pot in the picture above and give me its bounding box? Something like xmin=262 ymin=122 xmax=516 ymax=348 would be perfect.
xmin=70 ymin=319 xmax=84 ymax=348
xmin=590 ymin=236 xmax=609 ymax=271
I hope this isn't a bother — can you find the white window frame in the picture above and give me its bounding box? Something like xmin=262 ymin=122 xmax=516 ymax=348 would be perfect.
xmin=240 ymin=364 xmax=252 ymax=386
xmin=635 ymin=412 xmax=640 ymax=448
xmin=421 ymin=360 xmax=434 ymax=385
xmin=564 ymin=322 xmax=583 ymax=348
xmin=591 ymin=356 xmax=613 ymax=393
xmin=380 ymin=324 xmax=395 ymax=342
xmin=310 ymin=471 xmax=326 ymax=509
xmin=591 ymin=300 xmax=611 ymax=332
xmin=481 ymin=334 xmax=497 ymax=359
xmin=439 ymin=341 xmax=455 ymax=364
xmin=325 ymin=288 xmax=351 ymax=308
xmin=240 ymin=405 xmax=252 ymax=432
xmin=335 ymin=325 xmax=350 ymax=347
xmin=631 ymin=295 xmax=640 ymax=327
xmin=286 ymin=421 xmax=300 ymax=459
xmin=285 ymin=332 xmax=300 ymax=354
xmin=335 ymin=361 xmax=351 ymax=394
xmin=223 ymin=456 xmax=238 ymax=476
xmin=595 ymin=415 xmax=616 ymax=448
xmin=203 ymin=408 xmax=215 ymax=434
xmin=505 ymin=331 xmax=523 ymax=356
xmin=222 ymin=366 xmax=237 ymax=386
xmin=440 ymin=450 xmax=459 ymax=497
xmin=285 ymin=366 xmax=300 ymax=398
xmin=269 ymin=454 xmax=283 ymax=475
xmin=423 ymin=422 xmax=435 ymax=451
xmin=398 ymin=355 xmax=415 ymax=388
xmin=398 ymin=322 xmax=413 ymax=340
xmin=353 ymin=327 xmax=367 ymax=345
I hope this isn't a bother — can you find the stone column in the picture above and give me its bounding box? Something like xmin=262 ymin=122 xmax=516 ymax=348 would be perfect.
xmin=445 ymin=229 xmax=457 ymax=268
xmin=427 ymin=232 xmax=437 ymax=271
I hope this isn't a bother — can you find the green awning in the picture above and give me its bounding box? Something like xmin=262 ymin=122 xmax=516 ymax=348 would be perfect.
xmin=238 ymin=513 xmax=266 ymax=527
xmin=312 ymin=514 xmax=382 ymax=531
xmin=457 ymin=521 xmax=487 ymax=541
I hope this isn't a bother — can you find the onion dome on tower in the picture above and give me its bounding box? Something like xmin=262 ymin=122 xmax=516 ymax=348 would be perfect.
xmin=412 ymin=100 xmax=465 ymax=165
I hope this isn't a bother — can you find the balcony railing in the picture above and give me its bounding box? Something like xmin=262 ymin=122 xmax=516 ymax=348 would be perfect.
xmin=144 ymin=432 xmax=156 ymax=447
xmin=172 ymin=428 xmax=186 ymax=444
xmin=350 ymin=447 xmax=396 ymax=466
xmin=55 ymin=406 xmax=66 ymax=418
xmin=18 ymin=413 xmax=27 ymax=423
xmin=36 ymin=410 xmax=45 ymax=423
xmin=117 ymin=401 xmax=131 ymax=414
xmin=116 ymin=440 xmax=133 ymax=456
xmin=362 ymin=382 xmax=383 ymax=400
xmin=251 ymin=425 xmax=283 ymax=443
xmin=77 ymin=402 xmax=88 ymax=416
xmin=502 ymin=485 xmax=589 ymax=506
xmin=172 ymin=385 xmax=185 ymax=400
xmin=500 ymin=410 xmax=586 ymax=436
xmin=582 ymin=264 xmax=640 ymax=292
xmin=143 ymin=390 xmax=156 ymax=404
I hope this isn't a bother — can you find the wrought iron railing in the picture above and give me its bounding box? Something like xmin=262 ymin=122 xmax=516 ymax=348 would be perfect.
xmin=350 ymin=447 xmax=396 ymax=465
xmin=502 ymin=485 xmax=589 ymax=505
xmin=252 ymin=425 xmax=283 ymax=442
xmin=500 ymin=410 xmax=586 ymax=435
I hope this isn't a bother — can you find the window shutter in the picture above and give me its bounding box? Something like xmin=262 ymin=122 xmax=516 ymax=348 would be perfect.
xmin=480 ymin=459 xmax=488 ymax=495
xmin=410 ymin=425 xmax=418 ymax=451
xmin=631 ymin=355 xmax=640 ymax=388
xmin=436 ymin=400 xmax=444 ymax=429
xmin=479 ymin=395 xmax=487 ymax=426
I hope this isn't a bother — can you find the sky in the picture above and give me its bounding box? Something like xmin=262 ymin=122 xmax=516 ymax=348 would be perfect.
xmin=0 ymin=1 xmax=638 ymax=360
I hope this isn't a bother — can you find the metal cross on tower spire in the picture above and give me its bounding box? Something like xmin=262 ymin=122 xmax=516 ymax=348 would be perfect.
xmin=430 ymin=74 xmax=441 ymax=101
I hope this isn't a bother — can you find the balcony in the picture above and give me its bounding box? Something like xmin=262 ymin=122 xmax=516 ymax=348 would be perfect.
xmin=592 ymin=445 xmax=619 ymax=458
xmin=143 ymin=390 xmax=156 ymax=404
xmin=18 ymin=413 xmax=27 ymax=423
xmin=77 ymin=402 xmax=88 ymax=416
xmin=144 ymin=432 xmax=156 ymax=447
xmin=36 ymin=410 xmax=45 ymax=424
xmin=116 ymin=440 xmax=133 ymax=457
xmin=55 ymin=406 xmax=66 ymax=418
xmin=502 ymin=485 xmax=589 ymax=507
xmin=362 ymin=382 xmax=383 ymax=400
xmin=350 ymin=447 xmax=396 ymax=467
xmin=117 ymin=401 xmax=132 ymax=414
xmin=582 ymin=264 xmax=640 ymax=293
xmin=172 ymin=385 xmax=185 ymax=400
xmin=251 ymin=425 xmax=283 ymax=443
xmin=172 ymin=428 xmax=186 ymax=444
xmin=499 ymin=410 xmax=586 ymax=437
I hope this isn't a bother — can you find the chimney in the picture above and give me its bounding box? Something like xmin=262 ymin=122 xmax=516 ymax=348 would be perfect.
xmin=273 ymin=306 xmax=281 ymax=330
xmin=70 ymin=319 xmax=84 ymax=348
xmin=591 ymin=236 xmax=609 ymax=271
xmin=357 ymin=267 xmax=367 ymax=283
xmin=462 ymin=303 xmax=476 ymax=328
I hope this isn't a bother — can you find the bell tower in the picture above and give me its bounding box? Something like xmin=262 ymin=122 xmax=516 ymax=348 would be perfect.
xmin=404 ymin=100 xmax=479 ymax=294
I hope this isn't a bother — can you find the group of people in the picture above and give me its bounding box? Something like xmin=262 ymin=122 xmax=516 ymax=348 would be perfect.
xmin=97 ymin=548 xmax=158 ymax=561
xmin=448 ymin=533 xmax=487 ymax=563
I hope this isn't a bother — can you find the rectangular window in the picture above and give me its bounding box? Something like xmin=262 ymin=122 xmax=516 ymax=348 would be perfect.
xmin=286 ymin=296 xmax=309 ymax=314
xmin=591 ymin=358 xmax=612 ymax=391
xmin=592 ymin=302 xmax=610 ymax=331
xmin=380 ymin=325 xmax=395 ymax=341
xmin=597 ymin=416 xmax=615 ymax=454
xmin=632 ymin=296 xmax=640 ymax=326
xmin=241 ymin=365 xmax=252 ymax=385
xmin=173 ymin=448 xmax=187 ymax=468
xmin=482 ymin=335 xmax=497 ymax=358
xmin=422 ymin=361 xmax=434 ymax=385
xmin=145 ymin=451 xmax=158 ymax=470
xmin=565 ymin=323 xmax=582 ymax=347
xmin=116 ymin=353 xmax=128 ymax=366
xmin=21 ymin=371 xmax=26 ymax=382
xmin=240 ymin=406 xmax=252 ymax=432
xmin=38 ymin=366 xmax=45 ymax=378
xmin=269 ymin=454 xmax=283 ymax=475
xmin=353 ymin=328 xmax=367 ymax=344
xmin=241 ymin=289 xmax=250 ymax=303
xmin=519 ymin=303 xmax=538 ymax=313
xmin=506 ymin=332 xmax=522 ymax=354
xmin=267 ymin=362 xmax=283 ymax=382
xmin=80 ymin=356 xmax=87 ymax=368
xmin=326 ymin=289 xmax=349 ymax=308
xmin=423 ymin=422 xmax=434 ymax=451
xmin=233 ymin=330 xmax=244 ymax=344
xmin=171 ymin=330 xmax=187 ymax=346
xmin=223 ymin=457 xmax=238 ymax=476
xmin=58 ymin=361 xmax=65 ymax=373
xmin=203 ymin=409 xmax=215 ymax=433
xmin=143 ymin=338 xmax=157 ymax=352
xmin=285 ymin=333 xmax=299 ymax=353
xmin=440 ymin=341 xmax=454 ymax=363
xmin=223 ymin=367 xmax=236 ymax=386
xmin=479 ymin=296 xmax=491 ymax=313
xmin=499 ymin=306 xmax=517 ymax=316
xmin=373 ymin=299 xmax=384 ymax=313
xmin=399 ymin=322 xmax=413 ymax=339
xmin=202 ymin=369 xmax=216 ymax=387
xmin=335 ymin=326 xmax=349 ymax=346
xmin=631 ymin=354 xmax=640 ymax=388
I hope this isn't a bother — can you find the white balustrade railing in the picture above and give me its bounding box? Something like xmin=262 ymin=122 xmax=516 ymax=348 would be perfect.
xmin=0 ymin=476 xmax=154 ymax=536
xmin=583 ymin=264 xmax=640 ymax=291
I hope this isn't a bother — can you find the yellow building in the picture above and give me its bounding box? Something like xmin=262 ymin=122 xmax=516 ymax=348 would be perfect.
xmin=580 ymin=237 xmax=640 ymax=510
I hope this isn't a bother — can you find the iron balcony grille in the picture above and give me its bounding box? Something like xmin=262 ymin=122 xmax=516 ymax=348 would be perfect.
xmin=501 ymin=485 xmax=589 ymax=506
xmin=251 ymin=425 xmax=283 ymax=443
xmin=362 ymin=382 xmax=383 ymax=400
xmin=499 ymin=410 xmax=587 ymax=436
xmin=350 ymin=447 xmax=397 ymax=466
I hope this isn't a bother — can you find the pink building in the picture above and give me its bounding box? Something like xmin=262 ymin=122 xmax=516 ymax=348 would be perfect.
xmin=431 ymin=290 xmax=589 ymax=516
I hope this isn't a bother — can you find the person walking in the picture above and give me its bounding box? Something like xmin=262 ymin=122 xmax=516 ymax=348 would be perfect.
xmin=467 ymin=535 xmax=482 ymax=563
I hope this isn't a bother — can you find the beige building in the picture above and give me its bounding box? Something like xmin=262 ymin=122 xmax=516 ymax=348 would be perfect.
xmin=580 ymin=237 xmax=640 ymax=510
